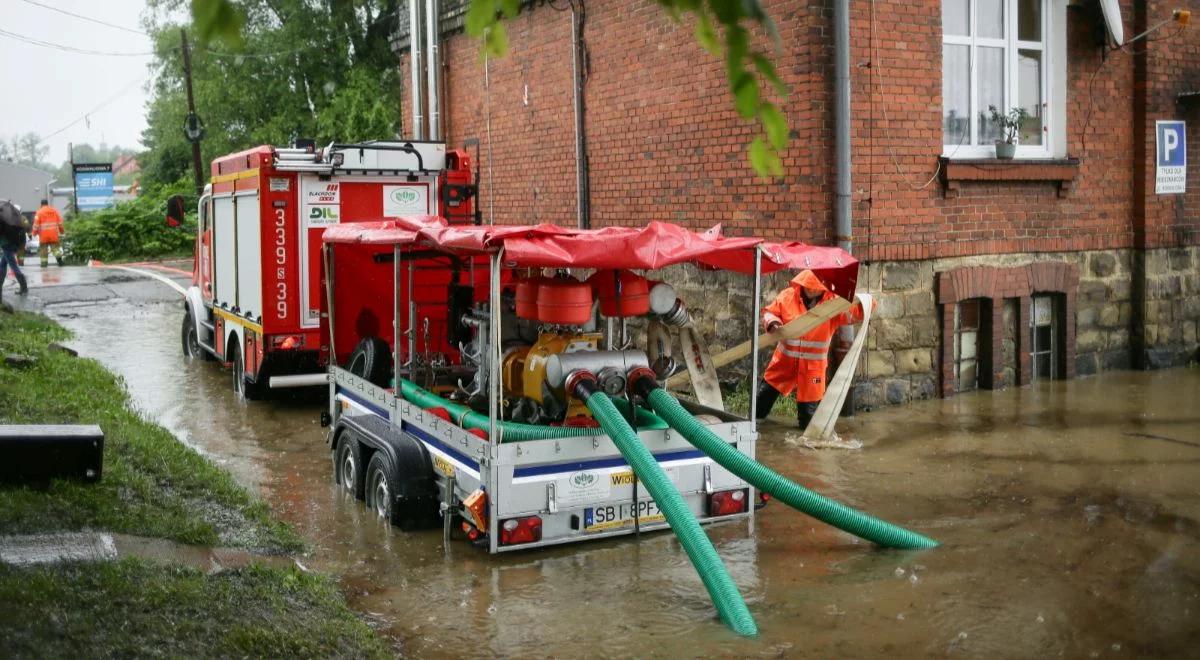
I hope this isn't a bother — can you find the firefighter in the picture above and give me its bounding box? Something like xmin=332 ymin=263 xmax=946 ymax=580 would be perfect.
xmin=756 ymin=269 xmax=869 ymax=429
xmin=32 ymin=199 xmax=65 ymax=267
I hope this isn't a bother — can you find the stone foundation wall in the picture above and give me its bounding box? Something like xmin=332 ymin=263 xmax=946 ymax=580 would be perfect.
xmin=659 ymin=246 xmax=1199 ymax=411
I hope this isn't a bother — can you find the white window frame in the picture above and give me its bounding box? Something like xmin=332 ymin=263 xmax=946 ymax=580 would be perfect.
xmin=942 ymin=0 xmax=1067 ymax=159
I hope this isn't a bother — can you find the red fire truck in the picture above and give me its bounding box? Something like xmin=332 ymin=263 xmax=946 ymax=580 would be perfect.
xmin=180 ymin=140 xmax=477 ymax=398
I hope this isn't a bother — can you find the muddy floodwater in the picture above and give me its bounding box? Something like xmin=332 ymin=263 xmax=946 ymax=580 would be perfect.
xmin=51 ymin=298 xmax=1199 ymax=657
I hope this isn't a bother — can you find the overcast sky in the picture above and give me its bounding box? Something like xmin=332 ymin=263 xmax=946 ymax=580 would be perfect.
xmin=0 ymin=0 xmax=164 ymax=166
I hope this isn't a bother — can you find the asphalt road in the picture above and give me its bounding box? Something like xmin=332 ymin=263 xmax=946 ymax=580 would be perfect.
xmin=3 ymin=260 xmax=192 ymax=311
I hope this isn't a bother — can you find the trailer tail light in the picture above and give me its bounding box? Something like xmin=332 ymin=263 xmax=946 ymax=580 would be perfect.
xmin=708 ymin=489 xmax=748 ymax=517
xmin=272 ymin=335 xmax=304 ymax=350
xmin=499 ymin=516 xmax=542 ymax=546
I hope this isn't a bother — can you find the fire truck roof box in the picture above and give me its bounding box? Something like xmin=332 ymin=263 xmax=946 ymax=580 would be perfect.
xmin=327 ymin=141 xmax=446 ymax=173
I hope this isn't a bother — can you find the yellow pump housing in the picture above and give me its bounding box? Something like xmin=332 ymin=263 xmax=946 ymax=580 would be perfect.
xmin=521 ymin=331 xmax=602 ymax=418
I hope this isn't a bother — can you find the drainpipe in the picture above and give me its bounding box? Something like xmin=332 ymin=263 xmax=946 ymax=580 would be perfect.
xmin=425 ymin=0 xmax=441 ymax=140
xmin=833 ymin=0 xmax=855 ymax=414
xmin=409 ymin=0 xmax=425 ymax=139
xmin=571 ymin=2 xmax=591 ymax=229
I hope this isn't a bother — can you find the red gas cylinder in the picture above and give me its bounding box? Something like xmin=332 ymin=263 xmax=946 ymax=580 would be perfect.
xmin=537 ymin=279 xmax=594 ymax=325
xmin=425 ymin=407 xmax=452 ymax=422
xmin=515 ymin=277 xmax=543 ymax=321
xmin=588 ymin=270 xmax=650 ymax=317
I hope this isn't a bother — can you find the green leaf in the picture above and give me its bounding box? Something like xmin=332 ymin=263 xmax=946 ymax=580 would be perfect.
xmin=748 ymin=136 xmax=783 ymax=178
xmin=466 ymin=0 xmax=495 ymax=37
xmin=724 ymin=25 xmax=748 ymax=76
xmin=760 ymin=102 xmax=789 ymax=151
xmin=484 ymin=23 xmax=509 ymax=58
xmin=731 ymin=71 xmax=758 ymax=119
xmin=694 ymin=13 xmax=720 ymax=56
xmin=752 ymin=53 xmax=788 ymax=96
xmin=190 ymin=0 xmax=244 ymax=49
xmin=499 ymin=0 xmax=520 ymax=19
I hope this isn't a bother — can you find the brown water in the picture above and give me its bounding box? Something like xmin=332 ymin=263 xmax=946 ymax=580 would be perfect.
xmin=51 ymin=298 xmax=1200 ymax=658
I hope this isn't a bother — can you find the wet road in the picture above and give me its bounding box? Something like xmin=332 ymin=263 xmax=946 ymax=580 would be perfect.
xmin=23 ymin=265 xmax=1200 ymax=657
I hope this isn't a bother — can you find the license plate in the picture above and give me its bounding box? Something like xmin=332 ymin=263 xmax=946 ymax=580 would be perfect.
xmin=584 ymin=500 xmax=665 ymax=532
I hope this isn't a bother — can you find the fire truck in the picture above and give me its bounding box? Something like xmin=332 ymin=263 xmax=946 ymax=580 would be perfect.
xmin=180 ymin=141 xmax=477 ymax=398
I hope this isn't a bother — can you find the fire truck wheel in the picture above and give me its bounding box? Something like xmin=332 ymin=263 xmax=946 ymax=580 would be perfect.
xmin=346 ymin=336 xmax=392 ymax=388
xmin=230 ymin=342 xmax=267 ymax=401
xmin=334 ymin=433 xmax=366 ymax=500
xmin=181 ymin=312 xmax=212 ymax=361
xmin=365 ymin=453 xmax=401 ymax=525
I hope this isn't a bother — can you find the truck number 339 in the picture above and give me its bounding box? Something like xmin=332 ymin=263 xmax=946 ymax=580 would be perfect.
xmin=274 ymin=208 xmax=288 ymax=319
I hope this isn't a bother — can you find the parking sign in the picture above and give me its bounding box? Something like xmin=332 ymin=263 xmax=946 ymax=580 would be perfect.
xmin=1155 ymin=120 xmax=1186 ymax=194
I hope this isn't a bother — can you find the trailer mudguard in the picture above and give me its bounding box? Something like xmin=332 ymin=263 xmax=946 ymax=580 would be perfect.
xmin=337 ymin=414 xmax=440 ymax=525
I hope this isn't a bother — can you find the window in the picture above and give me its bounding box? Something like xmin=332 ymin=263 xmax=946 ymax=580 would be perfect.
xmin=953 ymin=299 xmax=986 ymax=392
xmin=1030 ymin=294 xmax=1061 ymax=380
xmin=942 ymin=0 xmax=1065 ymax=158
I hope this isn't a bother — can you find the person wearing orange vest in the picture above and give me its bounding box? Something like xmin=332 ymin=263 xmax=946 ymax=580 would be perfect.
xmin=31 ymin=200 xmax=65 ymax=267
xmin=756 ymin=269 xmax=870 ymax=428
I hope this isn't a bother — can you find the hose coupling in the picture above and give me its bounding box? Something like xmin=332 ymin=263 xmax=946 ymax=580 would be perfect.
xmin=564 ymin=369 xmax=599 ymax=400
xmin=626 ymin=366 xmax=659 ymax=399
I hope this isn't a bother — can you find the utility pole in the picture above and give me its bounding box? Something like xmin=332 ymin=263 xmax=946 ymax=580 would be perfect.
xmin=69 ymin=142 xmax=78 ymax=215
xmin=180 ymin=29 xmax=205 ymax=196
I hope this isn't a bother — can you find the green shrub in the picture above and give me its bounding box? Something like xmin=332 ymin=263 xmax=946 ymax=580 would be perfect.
xmin=65 ymin=180 xmax=197 ymax=263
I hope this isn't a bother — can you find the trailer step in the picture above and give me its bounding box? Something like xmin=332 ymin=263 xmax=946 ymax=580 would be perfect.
xmin=269 ymin=373 xmax=329 ymax=389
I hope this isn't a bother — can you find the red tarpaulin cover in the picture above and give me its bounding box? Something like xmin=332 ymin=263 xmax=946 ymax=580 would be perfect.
xmin=322 ymin=216 xmax=858 ymax=297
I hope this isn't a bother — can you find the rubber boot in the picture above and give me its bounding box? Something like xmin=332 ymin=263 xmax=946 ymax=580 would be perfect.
xmin=754 ymin=381 xmax=782 ymax=420
xmin=795 ymin=401 xmax=818 ymax=429
xmin=16 ymin=272 xmax=28 ymax=296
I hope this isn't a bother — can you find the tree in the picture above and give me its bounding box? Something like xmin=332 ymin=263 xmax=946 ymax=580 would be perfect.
xmin=0 ymin=133 xmax=52 ymax=170
xmin=142 ymin=0 xmax=402 ymax=187
xmin=191 ymin=0 xmax=790 ymax=178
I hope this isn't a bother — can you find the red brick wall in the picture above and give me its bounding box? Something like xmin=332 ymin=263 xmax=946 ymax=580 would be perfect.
xmin=402 ymin=0 xmax=1199 ymax=257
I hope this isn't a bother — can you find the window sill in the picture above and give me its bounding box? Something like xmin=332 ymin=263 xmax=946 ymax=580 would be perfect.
xmin=938 ymin=157 xmax=1080 ymax=199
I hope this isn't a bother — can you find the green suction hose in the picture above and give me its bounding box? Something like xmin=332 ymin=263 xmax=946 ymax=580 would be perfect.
xmin=397 ymin=379 xmax=667 ymax=442
xmin=637 ymin=379 xmax=938 ymax=550
xmin=571 ymin=376 xmax=758 ymax=637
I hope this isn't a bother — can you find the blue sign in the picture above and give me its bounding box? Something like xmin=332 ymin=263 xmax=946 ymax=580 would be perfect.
xmin=74 ymin=163 xmax=114 ymax=212
xmin=1155 ymin=120 xmax=1186 ymax=194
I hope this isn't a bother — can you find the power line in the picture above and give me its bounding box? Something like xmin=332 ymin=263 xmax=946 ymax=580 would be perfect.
xmin=17 ymin=0 xmax=149 ymax=36
xmin=34 ymin=78 xmax=147 ymax=147
xmin=0 ymin=27 xmax=156 ymax=56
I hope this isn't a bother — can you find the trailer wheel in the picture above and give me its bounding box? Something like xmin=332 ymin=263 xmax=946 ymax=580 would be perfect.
xmin=181 ymin=311 xmax=212 ymax=361
xmin=364 ymin=453 xmax=401 ymax=525
xmin=334 ymin=433 xmax=365 ymax=500
xmin=230 ymin=343 xmax=267 ymax=401
xmin=346 ymin=336 xmax=391 ymax=388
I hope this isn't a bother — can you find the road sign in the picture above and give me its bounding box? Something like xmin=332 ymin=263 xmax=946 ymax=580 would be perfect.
xmin=73 ymin=163 xmax=114 ymax=212
xmin=1155 ymin=120 xmax=1186 ymax=194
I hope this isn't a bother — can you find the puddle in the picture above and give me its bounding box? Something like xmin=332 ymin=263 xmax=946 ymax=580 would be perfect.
xmin=46 ymin=300 xmax=1200 ymax=657
xmin=0 ymin=532 xmax=295 ymax=573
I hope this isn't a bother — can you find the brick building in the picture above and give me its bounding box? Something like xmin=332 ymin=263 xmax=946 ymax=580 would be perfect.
xmin=392 ymin=0 xmax=1199 ymax=408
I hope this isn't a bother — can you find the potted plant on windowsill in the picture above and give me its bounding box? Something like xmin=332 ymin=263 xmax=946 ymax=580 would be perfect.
xmin=988 ymin=105 xmax=1029 ymax=160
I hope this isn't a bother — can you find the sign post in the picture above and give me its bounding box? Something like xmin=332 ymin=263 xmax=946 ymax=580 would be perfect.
xmin=73 ymin=163 xmax=115 ymax=212
xmin=1155 ymin=120 xmax=1187 ymax=194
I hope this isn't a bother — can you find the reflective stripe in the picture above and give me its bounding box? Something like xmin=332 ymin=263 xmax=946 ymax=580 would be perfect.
xmin=784 ymin=339 xmax=830 ymax=349
xmin=778 ymin=347 xmax=827 ymax=360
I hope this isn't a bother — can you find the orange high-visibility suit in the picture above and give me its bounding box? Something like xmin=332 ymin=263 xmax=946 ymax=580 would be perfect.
xmin=759 ymin=270 xmax=867 ymax=417
xmin=32 ymin=205 xmax=64 ymax=243
xmin=32 ymin=204 xmax=65 ymax=267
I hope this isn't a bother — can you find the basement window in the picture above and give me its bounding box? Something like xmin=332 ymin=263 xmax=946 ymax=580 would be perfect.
xmin=953 ymin=299 xmax=984 ymax=392
xmin=941 ymin=0 xmax=1067 ymax=159
xmin=1030 ymin=294 xmax=1061 ymax=380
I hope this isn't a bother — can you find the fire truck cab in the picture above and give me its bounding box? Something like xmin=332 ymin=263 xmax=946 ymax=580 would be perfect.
xmin=180 ymin=141 xmax=477 ymax=398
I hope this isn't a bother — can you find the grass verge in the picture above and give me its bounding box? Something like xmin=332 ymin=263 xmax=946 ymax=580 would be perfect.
xmin=0 ymin=559 xmax=390 ymax=658
xmin=0 ymin=310 xmax=391 ymax=657
xmin=0 ymin=310 xmax=298 ymax=550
